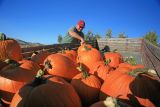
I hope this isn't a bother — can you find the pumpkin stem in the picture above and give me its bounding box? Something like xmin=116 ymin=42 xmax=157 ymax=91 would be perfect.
xmin=84 ymin=45 xmax=91 ymax=51
xmin=104 ymin=59 xmax=111 ymax=65
xmin=30 ymin=69 xmax=46 ymax=87
xmin=0 ymin=33 xmax=7 ymax=41
xmin=77 ymin=63 xmax=89 ymax=79
xmin=82 ymin=70 xmax=89 ymax=79
xmin=44 ymin=60 xmax=52 ymax=70
xmin=59 ymin=49 xmax=65 ymax=54
xmin=64 ymin=47 xmax=70 ymax=50
xmin=128 ymin=68 xmax=149 ymax=77
xmin=124 ymin=56 xmax=137 ymax=65
xmin=103 ymin=97 xmax=119 ymax=107
xmin=36 ymin=69 xmax=45 ymax=78
xmin=104 ymin=96 xmax=130 ymax=107
xmin=4 ymin=59 xmax=21 ymax=67
xmin=33 ymin=51 xmax=39 ymax=55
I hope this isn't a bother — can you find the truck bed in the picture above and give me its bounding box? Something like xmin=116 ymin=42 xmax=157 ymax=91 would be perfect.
xmin=21 ymin=38 xmax=160 ymax=79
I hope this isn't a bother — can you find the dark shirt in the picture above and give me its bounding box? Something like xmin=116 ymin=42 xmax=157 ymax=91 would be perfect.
xmin=62 ymin=26 xmax=84 ymax=43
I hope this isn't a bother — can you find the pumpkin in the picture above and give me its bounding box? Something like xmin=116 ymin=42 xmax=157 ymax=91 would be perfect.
xmin=0 ymin=33 xmax=22 ymax=61
xmin=71 ymin=64 xmax=101 ymax=107
xmin=65 ymin=49 xmax=77 ymax=61
xmin=115 ymin=67 xmax=132 ymax=73
xmin=120 ymin=56 xmax=144 ymax=70
xmin=104 ymin=51 xmax=123 ymax=68
xmin=131 ymin=64 xmax=144 ymax=70
xmin=118 ymin=62 xmax=144 ymax=70
xmin=0 ymin=59 xmax=40 ymax=104
xmin=58 ymin=50 xmax=76 ymax=63
xmin=90 ymin=60 xmax=111 ymax=83
xmin=100 ymin=69 xmax=160 ymax=107
xmin=44 ymin=54 xmax=80 ymax=81
xmin=10 ymin=74 xmax=82 ymax=107
xmin=0 ymin=61 xmax=7 ymax=70
xmin=77 ymin=47 xmax=103 ymax=71
xmin=31 ymin=50 xmax=50 ymax=69
xmin=77 ymin=43 xmax=92 ymax=54
xmin=118 ymin=62 xmax=133 ymax=69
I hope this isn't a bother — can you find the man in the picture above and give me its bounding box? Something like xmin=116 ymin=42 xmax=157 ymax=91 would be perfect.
xmin=62 ymin=20 xmax=85 ymax=44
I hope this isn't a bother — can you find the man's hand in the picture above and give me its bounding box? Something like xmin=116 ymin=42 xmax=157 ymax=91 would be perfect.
xmin=80 ymin=38 xmax=85 ymax=45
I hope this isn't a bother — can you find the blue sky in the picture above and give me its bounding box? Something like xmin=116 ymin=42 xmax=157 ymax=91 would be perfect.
xmin=0 ymin=0 xmax=160 ymax=44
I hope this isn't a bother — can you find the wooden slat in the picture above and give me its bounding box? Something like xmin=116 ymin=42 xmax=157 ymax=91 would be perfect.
xmin=97 ymin=38 xmax=142 ymax=52
xmin=98 ymin=38 xmax=142 ymax=43
xmin=144 ymin=40 xmax=160 ymax=60
xmin=142 ymin=39 xmax=160 ymax=77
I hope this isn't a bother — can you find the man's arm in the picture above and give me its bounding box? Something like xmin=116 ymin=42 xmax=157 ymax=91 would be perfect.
xmin=68 ymin=30 xmax=85 ymax=44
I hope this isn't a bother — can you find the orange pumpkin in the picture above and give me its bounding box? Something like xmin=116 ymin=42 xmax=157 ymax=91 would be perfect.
xmin=100 ymin=70 xmax=160 ymax=107
xmin=31 ymin=50 xmax=50 ymax=69
xmin=10 ymin=75 xmax=82 ymax=107
xmin=65 ymin=49 xmax=77 ymax=61
xmin=104 ymin=52 xmax=123 ymax=68
xmin=77 ymin=47 xmax=103 ymax=71
xmin=58 ymin=50 xmax=76 ymax=63
xmin=0 ymin=59 xmax=40 ymax=104
xmin=119 ymin=62 xmax=144 ymax=70
xmin=44 ymin=54 xmax=80 ymax=81
xmin=77 ymin=43 xmax=92 ymax=54
xmin=115 ymin=67 xmax=132 ymax=73
xmin=131 ymin=64 xmax=144 ymax=70
xmin=90 ymin=60 xmax=111 ymax=83
xmin=0 ymin=34 xmax=22 ymax=61
xmin=71 ymin=71 xmax=101 ymax=107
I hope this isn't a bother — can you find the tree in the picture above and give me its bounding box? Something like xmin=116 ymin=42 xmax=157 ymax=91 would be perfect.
xmin=143 ymin=31 xmax=158 ymax=46
xmin=94 ymin=34 xmax=102 ymax=40
xmin=58 ymin=34 xmax=63 ymax=43
xmin=106 ymin=29 xmax=112 ymax=39
xmin=118 ymin=32 xmax=127 ymax=38
xmin=84 ymin=30 xmax=95 ymax=41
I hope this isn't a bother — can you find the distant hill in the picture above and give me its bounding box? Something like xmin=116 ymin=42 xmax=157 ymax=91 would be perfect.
xmin=6 ymin=37 xmax=44 ymax=48
xmin=16 ymin=39 xmax=43 ymax=48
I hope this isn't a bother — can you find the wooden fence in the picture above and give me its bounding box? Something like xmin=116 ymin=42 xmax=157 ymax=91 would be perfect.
xmin=141 ymin=39 xmax=160 ymax=77
xmin=97 ymin=38 xmax=142 ymax=52
xmin=97 ymin=38 xmax=143 ymax=64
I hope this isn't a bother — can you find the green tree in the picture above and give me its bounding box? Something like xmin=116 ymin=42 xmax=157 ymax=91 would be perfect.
xmin=94 ymin=34 xmax=102 ymax=40
xmin=106 ymin=29 xmax=112 ymax=39
xmin=143 ymin=31 xmax=158 ymax=46
xmin=118 ymin=32 xmax=127 ymax=38
xmin=58 ymin=34 xmax=63 ymax=43
xmin=84 ymin=30 xmax=95 ymax=41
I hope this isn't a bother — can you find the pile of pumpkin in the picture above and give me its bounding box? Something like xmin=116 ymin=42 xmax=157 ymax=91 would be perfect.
xmin=0 ymin=33 xmax=160 ymax=107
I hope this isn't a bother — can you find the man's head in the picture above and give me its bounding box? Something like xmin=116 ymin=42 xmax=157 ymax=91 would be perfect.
xmin=76 ymin=20 xmax=85 ymax=31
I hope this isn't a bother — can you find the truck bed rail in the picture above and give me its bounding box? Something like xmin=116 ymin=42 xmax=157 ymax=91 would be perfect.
xmin=21 ymin=40 xmax=99 ymax=58
xmin=142 ymin=39 xmax=160 ymax=77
